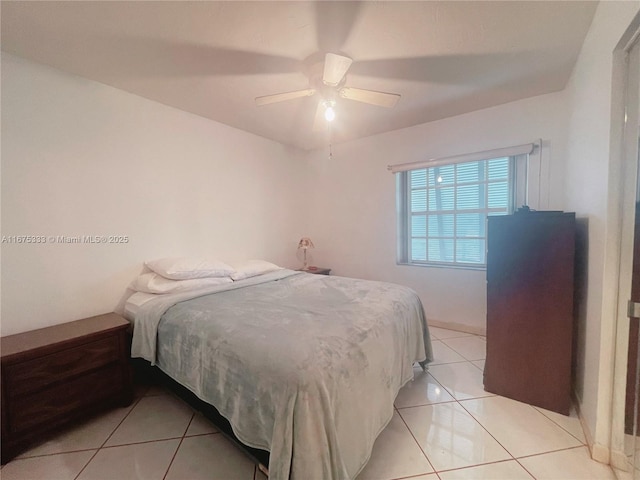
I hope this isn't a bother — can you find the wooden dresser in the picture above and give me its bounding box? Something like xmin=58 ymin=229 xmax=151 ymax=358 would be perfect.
xmin=1 ymin=313 xmax=133 ymax=463
xmin=484 ymin=211 xmax=575 ymax=415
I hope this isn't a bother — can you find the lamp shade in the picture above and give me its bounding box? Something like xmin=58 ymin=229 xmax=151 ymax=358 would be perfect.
xmin=298 ymin=237 xmax=315 ymax=250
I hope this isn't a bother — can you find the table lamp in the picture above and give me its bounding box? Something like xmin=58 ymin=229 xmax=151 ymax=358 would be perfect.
xmin=297 ymin=237 xmax=315 ymax=270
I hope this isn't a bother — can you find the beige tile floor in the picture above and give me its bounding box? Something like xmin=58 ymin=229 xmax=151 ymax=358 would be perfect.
xmin=1 ymin=327 xmax=616 ymax=480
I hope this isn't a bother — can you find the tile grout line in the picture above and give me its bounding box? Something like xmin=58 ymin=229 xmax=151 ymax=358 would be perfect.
xmin=514 ymin=443 xmax=594 ymax=461
xmin=11 ymin=329 xmax=579 ymax=480
xmin=441 ymin=336 xmax=588 ymax=467
xmin=14 ymin=447 xmax=99 ymax=461
xmin=429 ymin=359 xmax=475 ymax=367
xmin=395 ymin=402 xmax=438 ymax=476
xmin=395 ymin=360 xmax=585 ymax=480
xmin=428 ymin=329 xmax=477 ymax=341
xmin=514 ymin=457 xmax=538 ymax=479
xmin=17 ymin=393 xmax=146 ymax=462
xmin=455 ymin=397 xmax=589 ymax=476
xmin=402 ymin=345 xmax=548 ymax=477
xmin=98 ymin=394 xmax=144 ymax=448
xmin=93 ymin=436 xmax=187 ymax=450
xmin=395 ymin=367 xmax=461 ymax=410
xmin=511 ymin=443 xmax=609 ymax=480
xmin=162 ymin=411 xmax=196 ymax=480
xmin=396 ymin=399 xmax=459 ymax=411
xmin=401 ymin=384 xmax=545 ymax=478
xmin=532 ymin=407 xmax=588 ymax=446
xmin=515 ymin=458 xmax=537 ymax=480
xmin=390 ymin=471 xmax=442 ymax=480
xmin=438 ymin=339 xmax=486 ymax=364
xmin=414 ymin=373 xmax=497 ymax=406
xmin=435 ymin=458 xmax=533 ymax=478
xmin=73 ymin=393 xmax=144 ymax=480
xmin=432 ymin=459 xmax=527 ymax=476
xmin=454 ymin=392 xmax=519 ymax=465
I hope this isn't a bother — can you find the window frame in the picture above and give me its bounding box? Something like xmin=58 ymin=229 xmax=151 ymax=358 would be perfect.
xmin=397 ymin=154 xmax=526 ymax=270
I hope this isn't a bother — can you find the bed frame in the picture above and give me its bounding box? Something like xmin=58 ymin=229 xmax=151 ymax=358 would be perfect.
xmin=132 ymin=359 xmax=271 ymax=472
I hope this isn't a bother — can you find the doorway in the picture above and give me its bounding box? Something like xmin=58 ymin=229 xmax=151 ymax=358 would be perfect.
xmin=614 ymin=25 xmax=640 ymax=479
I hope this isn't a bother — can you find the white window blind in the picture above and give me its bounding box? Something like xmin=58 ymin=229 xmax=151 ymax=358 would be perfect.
xmin=396 ymin=151 xmax=529 ymax=268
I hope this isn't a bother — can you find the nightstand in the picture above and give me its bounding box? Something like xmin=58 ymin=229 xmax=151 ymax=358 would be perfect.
xmin=298 ymin=267 xmax=331 ymax=275
xmin=1 ymin=313 xmax=133 ymax=463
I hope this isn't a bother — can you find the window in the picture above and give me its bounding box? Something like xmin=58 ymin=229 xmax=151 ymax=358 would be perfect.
xmin=397 ymin=153 xmax=527 ymax=268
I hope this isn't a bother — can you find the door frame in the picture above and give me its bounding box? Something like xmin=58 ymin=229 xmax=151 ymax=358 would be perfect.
xmin=610 ymin=16 xmax=640 ymax=472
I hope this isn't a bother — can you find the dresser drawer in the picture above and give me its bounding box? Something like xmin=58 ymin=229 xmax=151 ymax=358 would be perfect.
xmin=8 ymin=364 xmax=125 ymax=434
xmin=5 ymin=335 xmax=120 ymax=397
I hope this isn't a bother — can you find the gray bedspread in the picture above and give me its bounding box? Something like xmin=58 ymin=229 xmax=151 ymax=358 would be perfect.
xmin=131 ymin=270 xmax=432 ymax=480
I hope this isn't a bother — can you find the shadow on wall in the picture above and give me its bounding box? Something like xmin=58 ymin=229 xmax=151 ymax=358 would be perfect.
xmin=572 ymin=216 xmax=589 ymax=396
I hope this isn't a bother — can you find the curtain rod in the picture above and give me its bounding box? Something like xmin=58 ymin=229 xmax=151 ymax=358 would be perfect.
xmin=387 ymin=142 xmax=537 ymax=173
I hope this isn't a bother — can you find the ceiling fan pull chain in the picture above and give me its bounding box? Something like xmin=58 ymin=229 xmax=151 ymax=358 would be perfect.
xmin=328 ymin=123 xmax=333 ymax=159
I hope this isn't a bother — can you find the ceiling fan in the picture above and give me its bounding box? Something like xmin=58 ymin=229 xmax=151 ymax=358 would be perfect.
xmin=254 ymin=53 xmax=401 ymax=131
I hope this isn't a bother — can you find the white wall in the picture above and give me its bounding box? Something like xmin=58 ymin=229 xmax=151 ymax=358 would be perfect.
xmin=304 ymin=91 xmax=568 ymax=334
xmin=563 ymin=0 xmax=640 ymax=462
xmin=1 ymin=53 xmax=307 ymax=336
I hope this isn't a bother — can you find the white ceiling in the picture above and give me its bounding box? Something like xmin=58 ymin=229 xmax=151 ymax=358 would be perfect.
xmin=1 ymin=1 xmax=597 ymax=151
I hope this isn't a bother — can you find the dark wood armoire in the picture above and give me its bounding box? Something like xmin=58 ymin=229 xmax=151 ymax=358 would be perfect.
xmin=484 ymin=211 xmax=575 ymax=415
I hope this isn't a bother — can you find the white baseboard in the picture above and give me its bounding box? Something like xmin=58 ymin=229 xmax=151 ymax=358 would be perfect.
xmin=593 ymin=443 xmax=611 ymax=464
xmin=427 ymin=319 xmax=486 ymax=336
xmin=573 ymin=390 xmax=610 ymax=465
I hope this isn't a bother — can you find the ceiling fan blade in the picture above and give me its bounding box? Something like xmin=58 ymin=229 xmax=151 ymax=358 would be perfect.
xmin=312 ymin=100 xmax=326 ymax=132
xmin=315 ymin=1 xmax=362 ymax=53
xmin=255 ymin=89 xmax=316 ymax=106
xmin=339 ymin=87 xmax=400 ymax=108
xmin=323 ymin=53 xmax=353 ymax=87
xmin=349 ymin=53 xmax=528 ymax=84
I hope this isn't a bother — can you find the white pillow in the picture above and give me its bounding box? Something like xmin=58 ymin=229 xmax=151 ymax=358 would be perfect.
xmin=230 ymin=260 xmax=283 ymax=281
xmin=131 ymin=272 xmax=233 ymax=294
xmin=145 ymin=257 xmax=235 ymax=280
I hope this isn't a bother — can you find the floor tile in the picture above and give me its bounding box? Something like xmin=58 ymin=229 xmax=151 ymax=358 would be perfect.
xmin=428 ymin=362 xmax=494 ymax=400
xmin=518 ymin=446 xmax=616 ymax=479
xmin=144 ymin=384 xmax=169 ymax=397
xmin=397 ymin=475 xmax=439 ymax=480
xmin=460 ymin=396 xmax=582 ymax=458
xmin=0 ymin=359 xmax=604 ymax=480
xmin=77 ymin=439 xmax=179 ymax=480
xmin=438 ymin=460 xmax=534 ymax=479
xmin=431 ymin=340 xmax=468 ymax=365
xmin=429 ymin=326 xmax=473 ymax=340
xmin=18 ymin=406 xmax=133 ymax=457
xmin=399 ymin=402 xmax=510 ymax=471
xmin=356 ymin=411 xmax=433 ymax=479
xmin=1 ymin=450 xmax=95 ymax=480
xmin=534 ymin=405 xmax=586 ymax=444
xmin=613 ymin=465 xmax=634 ymax=480
xmin=442 ymin=336 xmax=486 ymax=361
xmin=165 ymin=434 xmax=255 ymax=480
xmin=105 ymin=394 xmax=193 ymax=446
xmin=471 ymin=360 xmax=485 ymax=371
xmin=395 ymin=367 xmax=455 ymax=408
xmin=186 ymin=412 xmax=220 ymax=436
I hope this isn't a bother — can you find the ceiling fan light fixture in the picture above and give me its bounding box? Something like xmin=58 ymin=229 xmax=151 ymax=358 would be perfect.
xmin=323 ymin=101 xmax=336 ymax=122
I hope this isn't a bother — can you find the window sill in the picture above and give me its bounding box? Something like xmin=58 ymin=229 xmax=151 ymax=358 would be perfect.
xmin=396 ymin=261 xmax=486 ymax=272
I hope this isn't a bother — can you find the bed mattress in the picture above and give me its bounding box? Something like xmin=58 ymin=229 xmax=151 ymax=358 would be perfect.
xmin=130 ymin=270 xmax=432 ymax=480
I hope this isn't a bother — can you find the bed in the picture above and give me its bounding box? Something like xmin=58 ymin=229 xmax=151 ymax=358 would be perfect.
xmin=129 ymin=268 xmax=432 ymax=480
